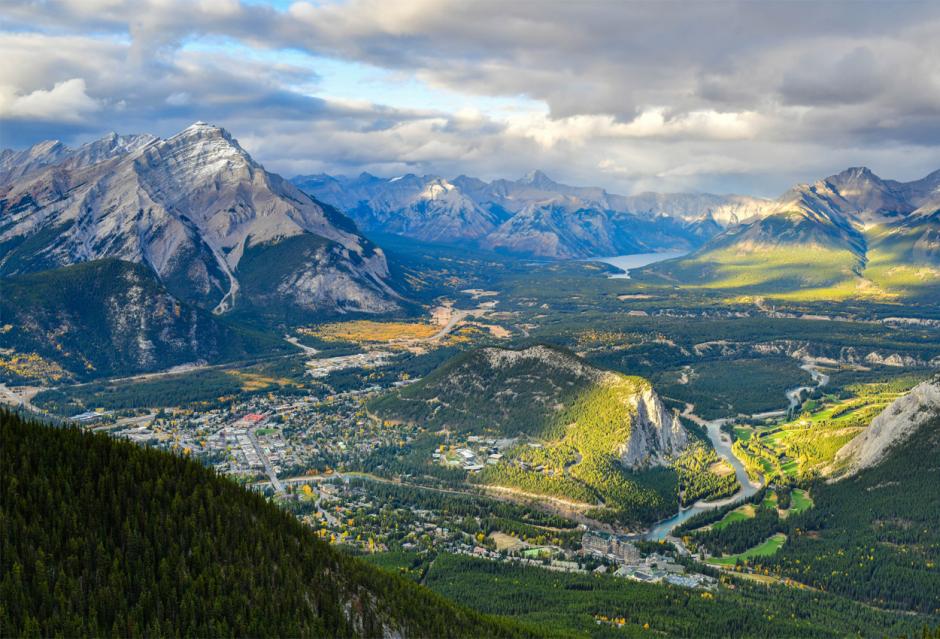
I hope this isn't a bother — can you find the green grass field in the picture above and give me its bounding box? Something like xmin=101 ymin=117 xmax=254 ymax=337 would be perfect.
xmin=707 ymin=533 xmax=787 ymax=566
xmin=789 ymin=489 xmax=812 ymax=514
xmin=732 ymin=374 xmax=928 ymax=482
xmin=712 ymin=505 xmax=755 ymax=530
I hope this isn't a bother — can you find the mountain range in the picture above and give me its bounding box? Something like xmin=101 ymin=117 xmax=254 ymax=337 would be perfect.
xmin=640 ymin=167 xmax=940 ymax=300
xmin=292 ymin=166 xmax=940 ymax=300
xmin=6 ymin=124 xmax=935 ymax=311
xmin=0 ymin=123 xmax=400 ymax=316
xmin=293 ymin=171 xmax=775 ymax=259
xmin=3 ymin=124 xmax=938 ymax=381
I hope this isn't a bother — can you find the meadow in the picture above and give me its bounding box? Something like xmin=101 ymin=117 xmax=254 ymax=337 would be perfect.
xmin=707 ymin=533 xmax=787 ymax=566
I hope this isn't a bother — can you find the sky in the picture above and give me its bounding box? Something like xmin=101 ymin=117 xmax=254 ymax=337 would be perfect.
xmin=1 ymin=0 xmax=939 ymax=197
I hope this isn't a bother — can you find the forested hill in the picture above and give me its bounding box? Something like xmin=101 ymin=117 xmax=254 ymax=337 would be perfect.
xmin=0 ymin=259 xmax=291 ymax=382
xmin=763 ymin=406 xmax=940 ymax=613
xmin=0 ymin=411 xmax=541 ymax=638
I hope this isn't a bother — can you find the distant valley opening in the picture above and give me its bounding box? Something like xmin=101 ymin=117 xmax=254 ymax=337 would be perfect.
xmin=587 ymin=251 xmax=689 ymax=278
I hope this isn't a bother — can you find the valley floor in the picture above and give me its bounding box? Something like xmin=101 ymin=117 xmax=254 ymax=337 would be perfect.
xmin=4 ymin=244 xmax=939 ymax=635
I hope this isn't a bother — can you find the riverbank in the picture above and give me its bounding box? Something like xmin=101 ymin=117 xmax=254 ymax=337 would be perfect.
xmin=643 ymin=360 xmax=829 ymax=540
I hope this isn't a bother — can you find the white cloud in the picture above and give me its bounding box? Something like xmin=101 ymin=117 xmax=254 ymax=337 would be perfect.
xmin=0 ymin=78 xmax=100 ymax=122
xmin=504 ymin=109 xmax=758 ymax=148
xmin=0 ymin=1 xmax=938 ymax=195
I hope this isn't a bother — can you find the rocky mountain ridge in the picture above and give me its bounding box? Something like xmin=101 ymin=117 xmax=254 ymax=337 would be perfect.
xmin=0 ymin=132 xmax=157 ymax=183
xmin=0 ymin=123 xmax=400 ymax=316
xmin=293 ymin=171 xmax=774 ymax=259
xmin=641 ymin=166 xmax=940 ymax=298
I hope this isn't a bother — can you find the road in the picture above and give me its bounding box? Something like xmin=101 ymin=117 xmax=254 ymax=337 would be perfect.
xmin=265 ymin=471 xmax=596 ymax=532
xmin=429 ymin=308 xmax=474 ymax=342
xmin=248 ymin=429 xmax=285 ymax=495
xmin=284 ymin=335 xmax=319 ymax=355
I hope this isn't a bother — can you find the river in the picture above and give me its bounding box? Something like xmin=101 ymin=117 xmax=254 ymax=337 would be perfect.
xmin=589 ymin=250 xmax=688 ymax=279
xmin=642 ymin=363 xmax=830 ymax=541
xmin=644 ymin=415 xmax=761 ymax=540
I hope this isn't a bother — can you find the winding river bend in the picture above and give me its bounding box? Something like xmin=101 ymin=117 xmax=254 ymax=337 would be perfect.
xmin=644 ymin=413 xmax=760 ymax=540
xmin=643 ymin=363 xmax=828 ymax=541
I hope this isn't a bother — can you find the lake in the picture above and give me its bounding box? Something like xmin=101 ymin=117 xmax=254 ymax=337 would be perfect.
xmin=589 ymin=250 xmax=688 ymax=278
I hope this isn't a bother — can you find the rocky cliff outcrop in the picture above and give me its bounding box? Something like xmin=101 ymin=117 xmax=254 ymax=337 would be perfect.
xmin=833 ymin=376 xmax=940 ymax=476
xmin=618 ymin=385 xmax=688 ymax=467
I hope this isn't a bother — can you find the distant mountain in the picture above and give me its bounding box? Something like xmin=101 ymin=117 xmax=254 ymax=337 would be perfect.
xmin=0 ymin=411 xmax=538 ymax=638
xmin=0 ymin=260 xmax=289 ymax=380
xmin=0 ymin=123 xmax=400 ymax=316
xmin=293 ymin=171 xmax=774 ymax=259
xmin=640 ymin=167 xmax=940 ymax=300
xmin=0 ymin=132 xmax=157 ymax=183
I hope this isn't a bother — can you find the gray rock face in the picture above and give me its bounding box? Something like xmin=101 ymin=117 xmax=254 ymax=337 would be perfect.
xmin=0 ymin=132 xmax=157 ymax=183
xmin=480 ymin=344 xmax=604 ymax=379
xmin=834 ymin=376 xmax=940 ymax=476
xmin=617 ymin=385 xmax=689 ymax=468
xmin=0 ymin=123 xmax=399 ymax=315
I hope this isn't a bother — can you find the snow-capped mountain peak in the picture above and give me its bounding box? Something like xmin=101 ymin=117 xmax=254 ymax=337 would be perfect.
xmin=0 ymin=124 xmax=400 ymax=316
xmin=293 ymin=170 xmax=776 ymax=258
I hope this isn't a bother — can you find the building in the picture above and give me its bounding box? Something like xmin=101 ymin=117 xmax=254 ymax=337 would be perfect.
xmin=581 ymin=531 xmax=640 ymax=563
xmin=71 ymin=411 xmax=107 ymax=425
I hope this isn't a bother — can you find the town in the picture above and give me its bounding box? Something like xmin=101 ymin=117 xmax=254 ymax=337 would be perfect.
xmin=76 ymin=386 xmax=717 ymax=593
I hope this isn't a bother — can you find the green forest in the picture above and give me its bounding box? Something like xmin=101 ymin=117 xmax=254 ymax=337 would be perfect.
xmin=0 ymin=411 xmax=542 ymax=638
xmin=400 ymin=552 xmax=936 ymax=638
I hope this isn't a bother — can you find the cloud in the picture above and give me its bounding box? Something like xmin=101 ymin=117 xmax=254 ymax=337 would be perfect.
xmin=0 ymin=0 xmax=939 ymax=195
xmin=0 ymin=78 xmax=101 ymax=122
xmin=504 ymin=109 xmax=758 ymax=149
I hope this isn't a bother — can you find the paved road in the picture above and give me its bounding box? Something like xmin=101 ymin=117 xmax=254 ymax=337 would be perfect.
xmin=284 ymin=335 xmax=319 ymax=355
xmin=248 ymin=429 xmax=285 ymax=494
xmin=429 ymin=309 xmax=472 ymax=341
